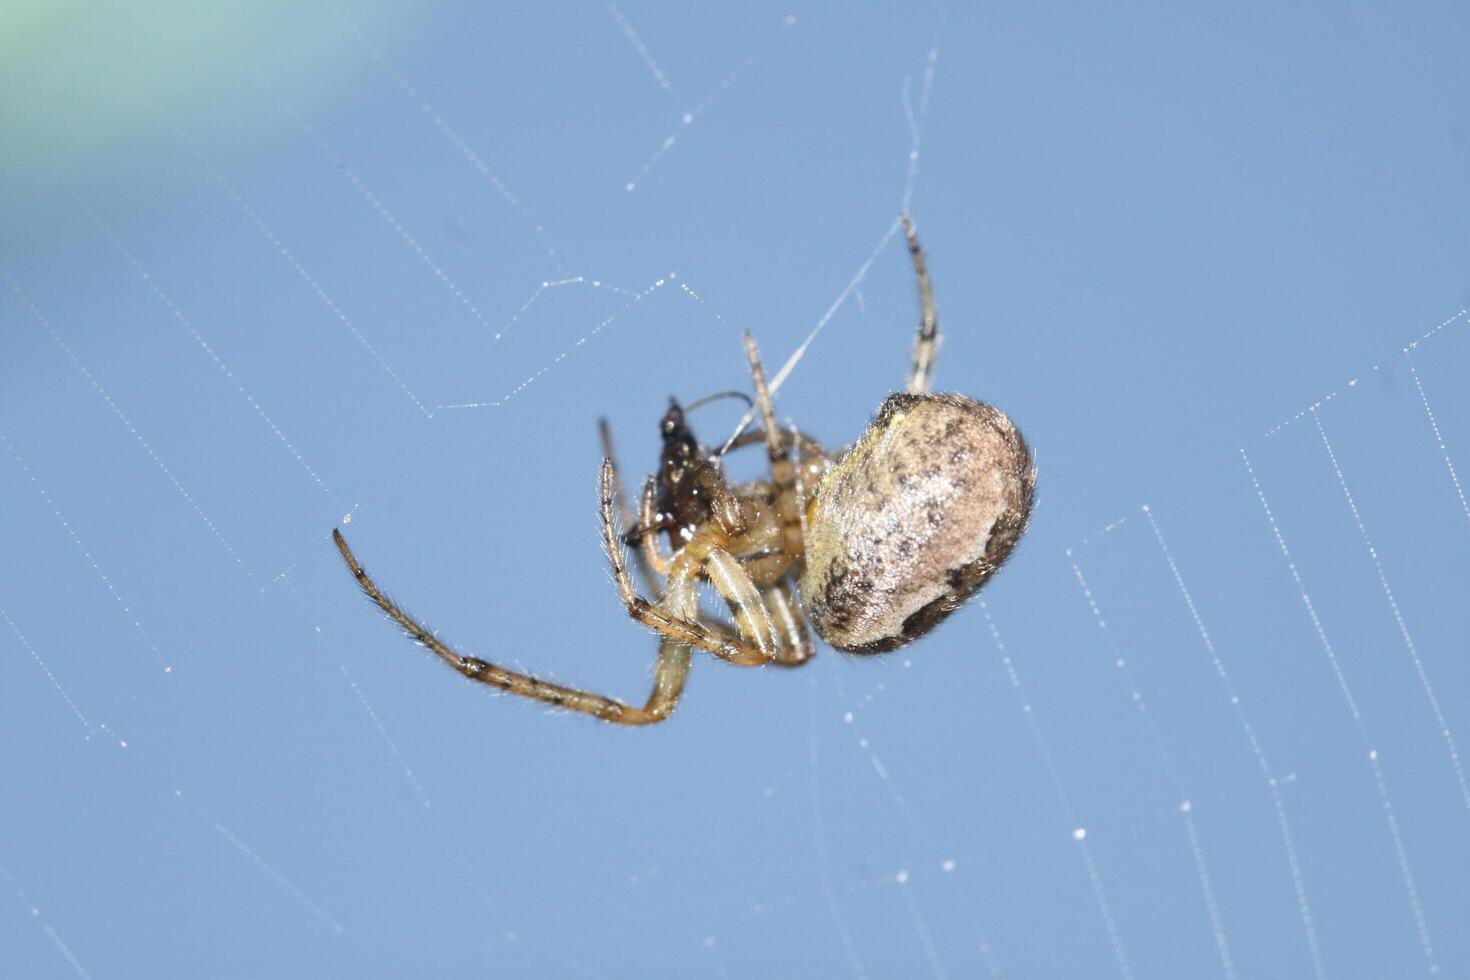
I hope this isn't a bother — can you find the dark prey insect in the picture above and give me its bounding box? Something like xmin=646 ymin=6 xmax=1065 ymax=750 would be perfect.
xmin=333 ymin=215 xmax=1036 ymax=725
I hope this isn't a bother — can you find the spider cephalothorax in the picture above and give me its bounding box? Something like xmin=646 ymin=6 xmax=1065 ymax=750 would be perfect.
xmin=334 ymin=215 xmax=1035 ymax=724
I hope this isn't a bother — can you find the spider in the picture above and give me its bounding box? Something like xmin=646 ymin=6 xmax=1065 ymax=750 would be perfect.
xmin=333 ymin=215 xmax=1035 ymax=725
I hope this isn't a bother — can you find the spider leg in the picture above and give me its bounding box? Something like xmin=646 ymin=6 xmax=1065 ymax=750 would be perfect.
xmin=600 ymin=459 xmax=775 ymax=668
xmin=702 ymin=543 xmax=814 ymax=668
xmin=741 ymin=332 xmax=789 ymax=474
xmin=706 ymin=548 xmax=782 ymax=659
xmin=636 ymin=476 xmax=674 ymax=576
xmin=333 ymin=528 xmax=689 ymax=725
xmin=599 ymin=417 xmax=662 ymax=590
xmin=742 ymin=332 xmax=806 ymax=560
xmin=903 ymin=213 xmax=939 ymax=395
xmin=598 ymin=418 xmax=635 ymax=527
xmin=763 ymin=420 xmax=817 ymax=668
xmin=723 ymin=426 xmax=823 ymax=456
xmin=761 ymin=579 xmax=815 ymax=667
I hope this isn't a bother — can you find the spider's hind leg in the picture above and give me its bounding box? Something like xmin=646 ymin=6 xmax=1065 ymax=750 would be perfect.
xmin=741 ymin=332 xmax=806 ymax=561
xmin=903 ymin=213 xmax=939 ymax=395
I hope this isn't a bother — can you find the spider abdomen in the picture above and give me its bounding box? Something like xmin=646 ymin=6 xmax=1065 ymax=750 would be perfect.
xmin=798 ymin=392 xmax=1035 ymax=653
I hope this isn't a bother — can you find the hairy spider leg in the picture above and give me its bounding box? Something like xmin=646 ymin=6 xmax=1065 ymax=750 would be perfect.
xmin=599 ymin=460 xmax=781 ymax=669
xmin=598 ymin=417 xmax=635 ymax=528
xmin=761 ymin=579 xmax=815 ymax=666
xmin=599 ymin=417 xmax=663 ymax=591
xmin=742 ymin=331 xmax=807 ymax=562
xmin=706 ymin=548 xmax=783 ymax=657
xmin=903 ymin=213 xmax=939 ymax=395
xmin=722 ymin=427 xmax=825 ymax=459
xmin=333 ymin=527 xmax=688 ymax=725
xmin=636 ymin=476 xmax=674 ymax=576
xmin=764 ymin=422 xmax=819 ymax=668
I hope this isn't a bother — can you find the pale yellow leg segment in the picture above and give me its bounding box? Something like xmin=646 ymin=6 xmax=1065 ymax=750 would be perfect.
xmin=705 ymin=548 xmax=781 ymax=658
xmin=637 ymin=477 xmax=674 ymax=576
xmin=761 ymin=579 xmax=815 ymax=667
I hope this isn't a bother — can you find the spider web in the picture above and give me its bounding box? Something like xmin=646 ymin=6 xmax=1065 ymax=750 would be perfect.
xmin=3 ymin=4 xmax=1469 ymax=978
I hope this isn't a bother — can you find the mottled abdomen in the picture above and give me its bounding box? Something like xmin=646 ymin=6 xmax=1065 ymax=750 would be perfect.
xmin=798 ymin=393 xmax=1035 ymax=653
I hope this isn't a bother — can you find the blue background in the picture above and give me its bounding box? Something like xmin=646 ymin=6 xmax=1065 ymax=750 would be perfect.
xmin=3 ymin=3 xmax=1468 ymax=977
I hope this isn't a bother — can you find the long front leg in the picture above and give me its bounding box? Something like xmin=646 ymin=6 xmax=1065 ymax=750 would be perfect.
xmin=333 ymin=529 xmax=688 ymax=725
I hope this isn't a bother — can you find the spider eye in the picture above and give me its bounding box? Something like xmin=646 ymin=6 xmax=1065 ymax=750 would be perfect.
xmin=797 ymin=393 xmax=1035 ymax=653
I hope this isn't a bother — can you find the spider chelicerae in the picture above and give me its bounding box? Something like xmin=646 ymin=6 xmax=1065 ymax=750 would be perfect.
xmin=333 ymin=215 xmax=1036 ymax=725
